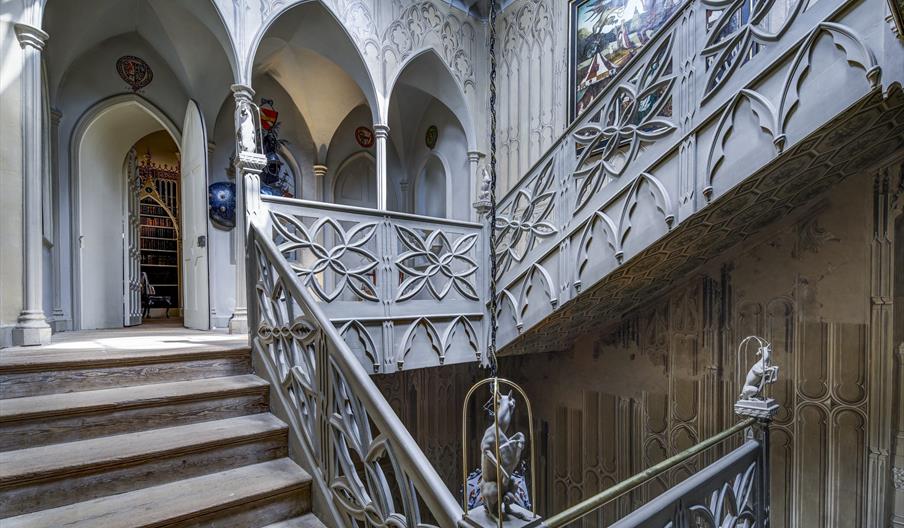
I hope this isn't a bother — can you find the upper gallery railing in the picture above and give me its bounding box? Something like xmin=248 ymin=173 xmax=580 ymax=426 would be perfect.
xmin=246 ymin=203 xmax=467 ymax=528
xmin=261 ymin=195 xmax=486 ymax=374
xmin=492 ymin=0 xmax=885 ymax=349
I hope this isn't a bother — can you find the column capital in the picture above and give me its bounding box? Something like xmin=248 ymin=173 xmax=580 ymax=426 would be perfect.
xmin=313 ymin=164 xmax=328 ymax=177
xmin=14 ymin=23 xmax=48 ymax=51
xmin=467 ymin=150 xmax=485 ymax=162
xmin=373 ymin=124 xmax=390 ymax=138
xmin=50 ymin=108 xmax=62 ymax=126
xmin=230 ymin=84 xmax=255 ymax=103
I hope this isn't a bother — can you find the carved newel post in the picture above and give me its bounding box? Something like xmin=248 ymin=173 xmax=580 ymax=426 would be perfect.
xmin=733 ymin=336 xmax=779 ymax=526
xmin=228 ymin=84 xmax=267 ymax=335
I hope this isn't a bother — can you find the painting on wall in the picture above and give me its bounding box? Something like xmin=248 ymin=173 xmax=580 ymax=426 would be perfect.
xmin=425 ymin=125 xmax=438 ymax=149
xmin=569 ymin=0 xmax=681 ymax=120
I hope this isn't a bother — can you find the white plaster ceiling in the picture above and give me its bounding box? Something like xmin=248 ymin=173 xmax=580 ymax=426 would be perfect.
xmin=251 ymin=1 xmax=378 ymax=152
xmin=44 ymin=0 xmax=236 ymax=120
xmin=254 ymin=43 xmax=366 ymax=151
xmin=389 ymin=51 xmax=473 ymax=150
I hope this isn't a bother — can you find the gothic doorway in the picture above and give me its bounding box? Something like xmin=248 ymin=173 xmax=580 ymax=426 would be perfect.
xmin=131 ymin=133 xmax=182 ymax=325
xmin=71 ymin=96 xmax=210 ymax=331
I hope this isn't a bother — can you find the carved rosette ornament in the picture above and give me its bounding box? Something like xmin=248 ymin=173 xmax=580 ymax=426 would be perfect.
xmin=734 ymin=336 xmax=780 ymax=420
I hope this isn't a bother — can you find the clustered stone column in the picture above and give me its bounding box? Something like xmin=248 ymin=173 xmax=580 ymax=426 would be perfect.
xmin=12 ymin=22 xmax=51 ymax=346
xmin=374 ymin=124 xmax=390 ymax=210
xmin=49 ymin=108 xmax=66 ymax=332
xmin=228 ymin=84 xmax=266 ymax=335
xmin=312 ymin=164 xmax=328 ymax=201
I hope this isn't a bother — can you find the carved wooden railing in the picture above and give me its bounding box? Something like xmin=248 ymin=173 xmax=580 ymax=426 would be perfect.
xmin=247 ymin=213 xmax=466 ymax=528
xmin=542 ymin=418 xmax=769 ymax=528
xmin=259 ymin=195 xmax=486 ymax=374
xmin=492 ymin=0 xmax=888 ymax=351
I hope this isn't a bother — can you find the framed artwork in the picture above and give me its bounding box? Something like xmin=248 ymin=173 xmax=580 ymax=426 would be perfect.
xmin=890 ymin=0 xmax=904 ymax=38
xmin=425 ymin=125 xmax=438 ymax=149
xmin=355 ymin=126 xmax=375 ymax=148
xmin=116 ymin=55 xmax=153 ymax=92
xmin=569 ymin=0 xmax=682 ymax=121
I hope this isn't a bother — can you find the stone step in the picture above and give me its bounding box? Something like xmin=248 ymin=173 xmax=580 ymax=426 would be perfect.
xmin=0 ymin=413 xmax=289 ymax=517
xmin=262 ymin=512 xmax=329 ymax=528
xmin=0 ymin=375 xmax=269 ymax=451
xmin=0 ymin=458 xmax=313 ymax=528
xmin=0 ymin=344 xmax=251 ymax=398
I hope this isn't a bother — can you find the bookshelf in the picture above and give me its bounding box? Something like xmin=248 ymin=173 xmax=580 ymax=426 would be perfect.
xmin=137 ymin=152 xmax=182 ymax=315
xmin=139 ymin=199 xmax=180 ymax=311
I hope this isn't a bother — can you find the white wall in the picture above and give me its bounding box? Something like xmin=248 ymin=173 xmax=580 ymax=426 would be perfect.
xmin=0 ymin=14 xmax=26 ymax=344
xmin=405 ymin=99 xmax=469 ymax=220
xmin=494 ymin=0 xmax=564 ymax=193
xmin=414 ymin=155 xmax=446 ymax=218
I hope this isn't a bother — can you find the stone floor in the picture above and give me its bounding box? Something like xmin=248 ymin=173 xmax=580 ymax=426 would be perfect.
xmin=0 ymin=323 xmax=248 ymax=364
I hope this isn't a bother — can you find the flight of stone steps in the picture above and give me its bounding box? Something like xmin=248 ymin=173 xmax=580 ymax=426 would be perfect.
xmin=0 ymin=333 xmax=324 ymax=528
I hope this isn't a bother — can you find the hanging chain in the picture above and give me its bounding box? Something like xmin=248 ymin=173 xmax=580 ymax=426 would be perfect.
xmin=487 ymin=0 xmax=499 ymax=377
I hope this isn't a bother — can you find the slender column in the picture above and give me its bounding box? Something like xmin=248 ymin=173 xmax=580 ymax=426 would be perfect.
xmin=228 ymin=84 xmax=262 ymax=335
xmin=467 ymin=151 xmax=484 ymax=221
xmin=374 ymin=124 xmax=389 ymax=210
xmin=399 ymin=180 xmax=410 ymax=211
xmin=313 ymin=164 xmax=327 ymax=202
xmin=12 ymin=23 xmax=51 ymax=346
xmin=49 ymin=108 xmax=66 ymax=331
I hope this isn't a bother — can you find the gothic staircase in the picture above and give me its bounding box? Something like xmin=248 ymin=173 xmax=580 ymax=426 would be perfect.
xmin=0 ymin=336 xmax=324 ymax=528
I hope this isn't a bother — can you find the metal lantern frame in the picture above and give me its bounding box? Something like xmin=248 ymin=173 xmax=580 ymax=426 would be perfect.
xmin=460 ymin=377 xmax=537 ymax=527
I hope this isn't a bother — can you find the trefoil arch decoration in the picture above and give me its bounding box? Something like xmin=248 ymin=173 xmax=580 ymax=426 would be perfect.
xmin=574 ymin=172 xmax=675 ymax=288
xmin=704 ymin=22 xmax=880 ymax=199
xmin=395 ymin=316 xmax=481 ymax=369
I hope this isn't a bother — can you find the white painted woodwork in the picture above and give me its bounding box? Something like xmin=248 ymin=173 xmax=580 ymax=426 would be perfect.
xmin=180 ymin=100 xmax=211 ymax=330
xmin=123 ymin=148 xmax=142 ymax=326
